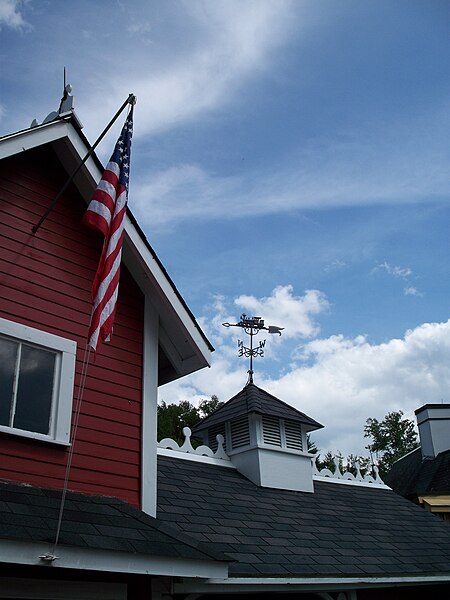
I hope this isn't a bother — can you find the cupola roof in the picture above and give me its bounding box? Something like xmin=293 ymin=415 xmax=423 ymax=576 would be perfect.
xmin=192 ymin=382 xmax=323 ymax=434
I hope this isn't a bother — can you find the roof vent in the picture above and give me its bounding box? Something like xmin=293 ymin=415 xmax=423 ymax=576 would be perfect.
xmin=230 ymin=416 xmax=250 ymax=449
xmin=285 ymin=419 xmax=303 ymax=451
xmin=193 ymin=383 xmax=322 ymax=493
xmin=262 ymin=415 xmax=282 ymax=446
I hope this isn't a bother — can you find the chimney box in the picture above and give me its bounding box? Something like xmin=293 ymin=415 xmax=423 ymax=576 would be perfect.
xmin=415 ymin=404 xmax=450 ymax=459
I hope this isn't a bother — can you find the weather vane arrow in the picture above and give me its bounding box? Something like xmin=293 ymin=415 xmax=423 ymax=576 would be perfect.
xmin=222 ymin=314 xmax=284 ymax=384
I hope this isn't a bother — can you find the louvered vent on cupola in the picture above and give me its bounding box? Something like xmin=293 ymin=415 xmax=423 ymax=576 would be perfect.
xmin=262 ymin=415 xmax=282 ymax=446
xmin=208 ymin=423 xmax=227 ymax=452
xmin=284 ymin=419 xmax=303 ymax=450
xmin=262 ymin=415 xmax=303 ymax=451
xmin=230 ymin=415 xmax=250 ymax=449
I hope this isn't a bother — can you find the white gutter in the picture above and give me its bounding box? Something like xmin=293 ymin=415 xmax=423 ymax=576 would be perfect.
xmin=175 ymin=574 xmax=450 ymax=594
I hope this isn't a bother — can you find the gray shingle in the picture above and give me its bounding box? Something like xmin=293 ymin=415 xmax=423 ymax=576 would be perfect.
xmin=193 ymin=382 xmax=323 ymax=433
xmin=0 ymin=480 xmax=228 ymax=564
xmin=157 ymin=454 xmax=450 ymax=579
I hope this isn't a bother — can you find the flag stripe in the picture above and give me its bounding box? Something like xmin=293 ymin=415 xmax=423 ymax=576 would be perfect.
xmin=93 ymin=249 xmax=123 ymax=311
xmin=83 ymin=108 xmax=133 ymax=352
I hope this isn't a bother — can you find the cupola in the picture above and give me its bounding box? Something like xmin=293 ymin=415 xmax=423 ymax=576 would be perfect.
xmin=193 ymin=382 xmax=323 ymax=492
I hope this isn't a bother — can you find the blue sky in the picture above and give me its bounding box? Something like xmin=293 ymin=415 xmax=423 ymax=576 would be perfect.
xmin=1 ymin=0 xmax=449 ymax=457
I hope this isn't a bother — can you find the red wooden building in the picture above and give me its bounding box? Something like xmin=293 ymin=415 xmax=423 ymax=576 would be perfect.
xmin=0 ymin=111 xmax=213 ymax=515
xmin=0 ymin=101 xmax=230 ymax=599
xmin=1 ymin=97 xmax=450 ymax=600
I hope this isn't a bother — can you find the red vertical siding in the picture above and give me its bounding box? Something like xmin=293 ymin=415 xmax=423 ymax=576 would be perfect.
xmin=0 ymin=145 xmax=144 ymax=508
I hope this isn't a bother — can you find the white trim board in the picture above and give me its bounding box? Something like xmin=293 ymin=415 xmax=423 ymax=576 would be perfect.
xmin=0 ymin=539 xmax=229 ymax=579
xmin=175 ymin=574 xmax=450 ymax=594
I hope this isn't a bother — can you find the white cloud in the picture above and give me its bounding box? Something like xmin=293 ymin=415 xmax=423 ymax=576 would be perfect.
xmin=81 ymin=0 xmax=297 ymax=140
xmin=324 ymin=259 xmax=346 ymax=273
xmin=234 ymin=286 xmax=329 ymax=340
xmin=0 ymin=0 xmax=28 ymax=30
xmin=404 ymin=286 xmax=422 ymax=297
xmin=375 ymin=261 xmax=412 ymax=279
xmin=372 ymin=262 xmax=423 ymax=299
xmin=131 ymin=164 xmax=240 ymax=227
xmin=270 ymin=321 xmax=450 ymax=455
xmin=126 ymin=21 xmax=152 ymax=36
xmin=131 ymin=103 xmax=450 ymax=228
xmin=160 ymin=288 xmax=450 ymax=457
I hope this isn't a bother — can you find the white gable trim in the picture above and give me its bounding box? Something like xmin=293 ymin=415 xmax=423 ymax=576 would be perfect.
xmin=0 ymin=539 xmax=228 ymax=579
xmin=123 ymin=218 xmax=211 ymax=370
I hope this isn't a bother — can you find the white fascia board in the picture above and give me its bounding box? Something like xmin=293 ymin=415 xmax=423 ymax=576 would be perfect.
xmin=175 ymin=574 xmax=450 ymax=594
xmin=0 ymin=540 xmax=228 ymax=580
xmin=0 ymin=120 xmax=72 ymax=159
xmin=0 ymin=120 xmax=99 ymax=182
xmin=0 ymin=120 xmax=101 ymax=206
xmin=123 ymin=220 xmax=212 ymax=372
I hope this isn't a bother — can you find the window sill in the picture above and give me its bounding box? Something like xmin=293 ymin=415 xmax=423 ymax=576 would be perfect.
xmin=0 ymin=425 xmax=71 ymax=447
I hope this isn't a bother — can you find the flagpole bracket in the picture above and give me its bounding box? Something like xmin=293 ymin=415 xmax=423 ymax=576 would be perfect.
xmin=32 ymin=93 xmax=136 ymax=235
xmin=39 ymin=553 xmax=59 ymax=563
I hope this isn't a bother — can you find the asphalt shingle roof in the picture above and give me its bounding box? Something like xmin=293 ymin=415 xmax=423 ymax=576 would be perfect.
xmin=386 ymin=447 xmax=450 ymax=498
xmin=193 ymin=382 xmax=323 ymax=433
xmin=0 ymin=481 xmax=225 ymax=562
xmin=157 ymin=455 xmax=450 ymax=578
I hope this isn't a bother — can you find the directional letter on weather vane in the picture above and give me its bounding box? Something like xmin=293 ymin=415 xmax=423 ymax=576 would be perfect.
xmin=222 ymin=314 xmax=284 ymax=383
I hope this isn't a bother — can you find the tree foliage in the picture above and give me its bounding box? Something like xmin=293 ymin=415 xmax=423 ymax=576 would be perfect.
xmin=308 ymin=436 xmax=371 ymax=474
xmin=157 ymin=395 xmax=223 ymax=445
xmin=364 ymin=410 xmax=419 ymax=476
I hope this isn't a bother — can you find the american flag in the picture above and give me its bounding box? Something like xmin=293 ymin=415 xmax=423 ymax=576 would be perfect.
xmin=83 ymin=108 xmax=133 ymax=351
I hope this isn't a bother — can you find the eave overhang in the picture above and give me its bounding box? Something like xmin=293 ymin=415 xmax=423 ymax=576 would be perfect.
xmin=0 ymin=540 xmax=228 ymax=579
xmin=0 ymin=116 xmax=213 ymax=383
xmin=175 ymin=574 xmax=450 ymax=594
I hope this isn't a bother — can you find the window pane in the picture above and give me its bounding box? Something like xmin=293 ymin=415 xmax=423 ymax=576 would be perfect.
xmin=0 ymin=337 xmax=17 ymax=426
xmin=14 ymin=345 xmax=56 ymax=434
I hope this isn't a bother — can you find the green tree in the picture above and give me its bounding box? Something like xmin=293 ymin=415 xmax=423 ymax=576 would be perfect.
xmin=157 ymin=400 xmax=200 ymax=445
xmin=198 ymin=394 xmax=224 ymax=418
xmin=345 ymin=453 xmax=372 ymax=477
xmin=157 ymin=395 xmax=222 ymax=445
xmin=307 ymin=433 xmax=319 ymax=455
xmin=317 ymin=450 xmax=344 ymax=472
xmin=364 ymin=410 xmax=419 ymax=477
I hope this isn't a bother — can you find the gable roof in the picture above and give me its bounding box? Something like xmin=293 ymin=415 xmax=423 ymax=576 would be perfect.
xmin=193 ymin=382 xmax=323 ymax=433
xmin=0 ymin=480 xmax=228 ymax=577
xmin=386 ymin=447 xmax=450 ymax=498
xmin=0 ymin=114 xmax=213 ymax=383
xmin=157 ymin=454 xmax=450 ymax=580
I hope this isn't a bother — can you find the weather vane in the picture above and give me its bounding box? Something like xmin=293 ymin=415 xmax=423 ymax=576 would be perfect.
xmin=222 ymin=314 xmax=283 ymax=384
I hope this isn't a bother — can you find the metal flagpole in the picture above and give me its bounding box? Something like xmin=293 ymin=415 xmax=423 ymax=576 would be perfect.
xmin=37 ymin=97 xmax=136 ymax=561
xmin=31 ymin=93 xmax=136 ymax=234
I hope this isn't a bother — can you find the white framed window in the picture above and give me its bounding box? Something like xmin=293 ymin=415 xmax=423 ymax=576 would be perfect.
xmin=0 ymin=318 xmax=76 ymax=445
